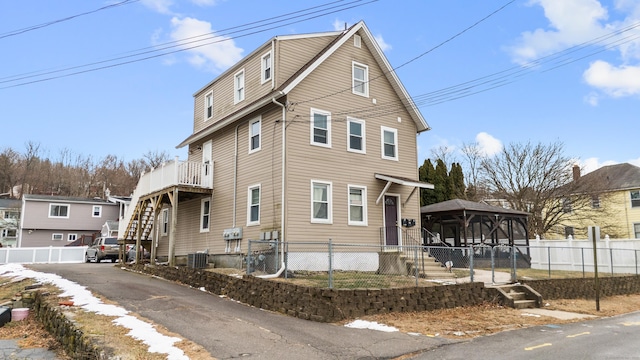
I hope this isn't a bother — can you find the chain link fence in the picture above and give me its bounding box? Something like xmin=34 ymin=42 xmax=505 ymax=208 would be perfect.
xmin=245 ymin=240 xmax=640 ymax=289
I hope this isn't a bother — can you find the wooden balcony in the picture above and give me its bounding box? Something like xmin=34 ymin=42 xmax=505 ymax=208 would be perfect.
xmin=136 ymin=157 xmax=213 ymax=196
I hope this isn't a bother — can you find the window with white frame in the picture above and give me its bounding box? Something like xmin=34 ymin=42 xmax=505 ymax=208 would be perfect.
xmin=68 ymin=234 xmax=77 ymax=242
xmin=49 ymin=204 xmax=69 ymax=218
xmin=311 ymin=181 xmax=332 ymax=223
xmin=591 ymin=195 xmax=600 ymax=209
xmin=247 ymin=184 xmax=260 ymax=226
xmin=261 ymin=52 xmax=272 ymax=83
xmin=92 ymin=205 xmax=102 ymax=218
xmin=311 ymin=108 xmax=331 ymax=147
xmin=348 ymin=185 xmax=367 ymax=225
xmin=249 ymin=118 xmax=261 ymax=153
xmin=347 ymin=117 xmax=365 ymax=153
xmin=631 ymin=190 xmax=640 ymax=208
xmin=52 ymin=233 xmax=63 ymax=241
xmin=161 ymin=208 xmax=169 ymax=236
xmin=204 ymin=91 xmax=213 ymax=120
xmin=635 ymin=223 xmax=640 ymax=239
xmin=2 ymin=229 xmax=16 ymax=237
xmin=352 ymin=62 xmax=369 ymax=97
xmin=381 ymin=126 xmax=398 ymax=160
xmin=234 ymin=69 xmax=245 ymax=103
xmin=4 ymin=211 xmax=19 ymax=219
xmin=200 ymin=198 xmax=211 ymax=232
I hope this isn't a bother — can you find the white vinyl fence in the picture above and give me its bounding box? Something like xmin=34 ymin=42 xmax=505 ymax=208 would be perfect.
xmin=0 ymin=246 xmax=88 ymax=264
xmin=530 ymin=237 xmax=640 ymax=275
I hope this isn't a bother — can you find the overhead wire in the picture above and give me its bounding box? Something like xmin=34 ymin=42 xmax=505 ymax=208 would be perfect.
xmin=0 ymin=0 xmax=375 ymax=89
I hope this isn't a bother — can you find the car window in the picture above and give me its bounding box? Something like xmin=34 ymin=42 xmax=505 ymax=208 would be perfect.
xmin=104 ymin=237 xmax=118 ymax=245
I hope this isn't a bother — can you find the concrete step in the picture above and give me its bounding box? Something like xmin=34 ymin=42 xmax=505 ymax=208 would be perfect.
xmin=509 ymin=291 xmax=527 ymax=300
xmin=514 ymin=299 xmax=537 ymax=309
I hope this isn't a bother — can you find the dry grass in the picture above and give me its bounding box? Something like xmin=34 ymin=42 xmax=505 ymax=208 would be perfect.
xmin=352 ymin=293 xmax=640 ymax=339
xmin=0 ymin=276 xmax=215 ymax=360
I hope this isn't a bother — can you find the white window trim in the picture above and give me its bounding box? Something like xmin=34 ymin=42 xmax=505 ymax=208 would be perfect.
xmin=52 ymin=233 xmax=63 ymax=241
xmin=92 ymin=205 xmax=102 ymax=218
xmin=68 ymin=233 xmax=77 ymax=242
xmin=352 ymin=61 xmax=369 ymax=97
xmin=49 ymin=203 xmax=70 ymax=218
xmin=310 ymin=108 xmax=331 ymax=148
xmin=347 ymin=117 xmax=366 ymax=154
xmin=631 ymin=190 xmax=640 ymax=208
xmin=348 ymin=185 xmax=368 ymax=226
xmin=200 ymin=198 xmax=211 ymax=233
xmin=204 ymin=90 xmax=213 ymax=120
xmin=311 ymin=180 xmax=332 ymax=224
xmin=234 ymin=69 xmax=245 ymax=104
xmin=249 ymin=117 xmax=261 ymax=154
xmin=261 ymin=51 xmax=272 ymax=84
xmin=247 ymin=184 xmax=261 ymax=226
xmin=161 ymin=208 xmax=169 ymax=236
xmin=381 ymin=126 xmax=399 ymax=161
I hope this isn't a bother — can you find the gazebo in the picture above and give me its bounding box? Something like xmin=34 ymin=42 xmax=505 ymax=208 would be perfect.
xmin=420 ymin=199 xmax=530 ymax=248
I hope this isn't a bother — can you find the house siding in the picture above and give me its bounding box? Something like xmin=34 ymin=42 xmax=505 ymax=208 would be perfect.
xmin=275 ymin=35 xmax=339 ymax=88
xmin=282 ymin=31 xmax=421 ymax=245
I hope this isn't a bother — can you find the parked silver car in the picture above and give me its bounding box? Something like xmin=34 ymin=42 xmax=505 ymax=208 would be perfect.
xmin=85 ymin=237 xmax=119 ymax=263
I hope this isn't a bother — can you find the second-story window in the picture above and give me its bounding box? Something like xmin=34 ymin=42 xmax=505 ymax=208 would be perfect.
xmin=631 ymin=190 xmax=640 ymax=208
xmin=347 ymin=117 xmax=365 ymax=153
xmin=311 ymin=108 xmax=331 ymax=147
xmin=261 ymin=52 xmax=272 ymax=84
xmin=234 ymin=69 xmax=245 ymax=104
xmin=49 ymin=204 xmax=69 ymax=218
xmin=381 ymin=126 xmax=398 ymax=160
xmin=204 ymin=91 xmax=213 ymax=120
xmin=352 ymin=62 xmax=369 ymax=97
xmin=92 ymin=206 xmax=102 ymax=218
xmin=249 ymin=118 xmax=261 ymax=153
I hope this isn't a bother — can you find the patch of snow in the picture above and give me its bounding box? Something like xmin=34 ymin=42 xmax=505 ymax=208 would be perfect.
xmin=344 ymin=319 xmax=398 ymax=332
xmin=0 ymin=264 xmax=188 ymax=360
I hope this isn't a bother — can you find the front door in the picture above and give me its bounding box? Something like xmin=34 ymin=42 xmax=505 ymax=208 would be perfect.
xmin=383 ymin=195 xmax=399 ymax=246
xmin=201 ymin=140 xmax=212 ymax=187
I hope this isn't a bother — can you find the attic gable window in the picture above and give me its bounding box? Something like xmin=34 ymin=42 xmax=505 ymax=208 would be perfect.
xmin=631 ymin=190 xmax=640 ymax=208
xmin=352 ymin=61 xmax=369 ymax=97
xmin=354 ymin=34 xmax=362 ymax=48
xmin=204 ymin=91 xmax=213 ymax=120
xmin=261 ymin=52 xmax=272 ymax=84
xmin=234 ymin=69 xmax=245 ymax=104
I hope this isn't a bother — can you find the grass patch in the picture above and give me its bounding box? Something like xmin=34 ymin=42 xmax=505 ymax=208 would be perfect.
xmin=270 ymin=271 xmax=442 ymax=288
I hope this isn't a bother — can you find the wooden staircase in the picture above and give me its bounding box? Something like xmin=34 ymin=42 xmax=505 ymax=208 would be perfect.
xmin=122 ymin=199 xmax=154 ymax=242
xmin=490 ymin=284 xmax=543 ymax=309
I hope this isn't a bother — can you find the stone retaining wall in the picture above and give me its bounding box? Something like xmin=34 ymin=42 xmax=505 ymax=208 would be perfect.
xmin=126 ymin=264 xmax=495 ymax=322
xmin=520 ymin=275 xmax=640 ymax=300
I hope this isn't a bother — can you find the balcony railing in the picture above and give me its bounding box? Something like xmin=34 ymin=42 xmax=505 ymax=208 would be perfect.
xmin=136 ymin=157 xmax=213 ymax=196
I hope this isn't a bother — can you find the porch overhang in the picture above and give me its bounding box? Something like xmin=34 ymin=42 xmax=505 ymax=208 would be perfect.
xmin=374 ymin=173 xmax=434 ymax=207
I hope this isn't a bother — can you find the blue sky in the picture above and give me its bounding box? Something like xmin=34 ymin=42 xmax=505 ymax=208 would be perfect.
xmin=2 ymin=0 xmax=639 ymax=174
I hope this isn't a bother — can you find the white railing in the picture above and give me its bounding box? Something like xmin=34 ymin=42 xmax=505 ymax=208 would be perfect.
xmin=118 ymin=157 xmax=213 ymax=239
xmin=0 ymin=246 xmax=88 ymax=264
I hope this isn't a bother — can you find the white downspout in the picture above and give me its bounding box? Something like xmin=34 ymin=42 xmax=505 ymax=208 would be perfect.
xmin=259 ymin=97 xmax=286 ymax=279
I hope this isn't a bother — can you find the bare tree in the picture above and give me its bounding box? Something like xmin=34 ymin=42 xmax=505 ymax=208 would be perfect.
xmin=460 ymin=142 xmax=486 ymax=201
xmin=430 ymin=145 xmax=457 ymax=170
xmin=0 ymin=148 xmax=20 ymax=197
xmin=479 ymin=141 xmax=608 ymax=238
xmin=142 ymin=150 xmax=171 ymax=170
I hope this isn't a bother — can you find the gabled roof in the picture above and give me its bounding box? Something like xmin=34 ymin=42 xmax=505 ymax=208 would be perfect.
xmin=421 ymin=198 xmax=529 ymax=216
xmin=574 ymin=163 xmax=640 ymax=192
xmin=22 ymin=194 xmax=117 ymax=205
xmin=177 ymin=20 xmax=429 ymax=149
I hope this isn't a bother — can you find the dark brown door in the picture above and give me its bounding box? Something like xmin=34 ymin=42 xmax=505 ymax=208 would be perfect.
xmin=384 ymin=195 xmax=399 ymax=246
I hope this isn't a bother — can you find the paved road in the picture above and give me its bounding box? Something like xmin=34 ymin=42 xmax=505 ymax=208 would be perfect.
xmin=415 ymin=310 xmax=640 ymax=359
xmin=29 ymin=263 xmax=451 ymax=359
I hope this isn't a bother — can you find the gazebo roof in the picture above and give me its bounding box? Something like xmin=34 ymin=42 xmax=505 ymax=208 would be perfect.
xmin=421 ymin=199 xmax=529 ymax=217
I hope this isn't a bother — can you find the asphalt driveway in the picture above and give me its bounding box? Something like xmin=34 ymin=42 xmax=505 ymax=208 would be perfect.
xmin=28 ymin=263 xmax=451 ymax=359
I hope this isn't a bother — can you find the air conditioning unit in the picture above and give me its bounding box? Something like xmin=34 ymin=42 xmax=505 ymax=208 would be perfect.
xmin=187 ymin=253 xmax=207 ymax=269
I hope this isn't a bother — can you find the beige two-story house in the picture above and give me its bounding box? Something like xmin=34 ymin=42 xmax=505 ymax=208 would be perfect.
xmin=120 ymin=21 xmax=433 ymax=268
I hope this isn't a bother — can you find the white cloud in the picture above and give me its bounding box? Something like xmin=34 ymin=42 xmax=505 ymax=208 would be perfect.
xmin=628 ymin=157 xmax=640 ymax=167
xmin=140 ymin=0 xmax=175 ymax=14
xmin=583 ymin=91 xmax=600 ymax=106
xmin=579 ymin=157 xmax=617 ymax=174
xmin=333 ymin=19 xmax=349 ymax=31
xmin=476 ymin=132 xmax=502 ymax=156
xmin=374 ymin=34 xmax=392 ymax=52
xmin=508 ymin=0 xmax=610 ymax=64
xmin=583 ymin=60 xmax=640 ymax=97
xmin=191 ymin=0 xmax=216 ymax=5
xmin=168 ymin=17 xmax=243 ymax=72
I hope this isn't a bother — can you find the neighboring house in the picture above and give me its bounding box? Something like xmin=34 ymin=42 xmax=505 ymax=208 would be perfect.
xmin=548 ymin=163 xmax=640 ymax=239
xmin=120 ymin=21 xmax=433 ymax=267
xmin=0 ymin=199 xmax=21 ymax=247
xmin=19 ymin=195 xmax=120 ymax=247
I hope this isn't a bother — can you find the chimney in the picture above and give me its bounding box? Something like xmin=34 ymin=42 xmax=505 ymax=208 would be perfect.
xmin=572 ymin=165 xmax=581 ymax=181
